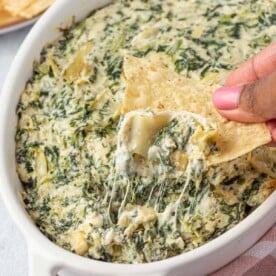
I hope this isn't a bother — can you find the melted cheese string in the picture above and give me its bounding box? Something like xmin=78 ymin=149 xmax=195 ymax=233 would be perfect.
xmin=107 ymin=169 xmax=119 ymax=225
xmin=118 ymin=178 xmax=131 ymax=218
xmin=174 ymin=161 xmax=192 ymax=230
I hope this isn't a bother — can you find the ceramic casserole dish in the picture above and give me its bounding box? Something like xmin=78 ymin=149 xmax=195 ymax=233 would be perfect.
xmin=0 ymin=0 xmax=275 ymax=275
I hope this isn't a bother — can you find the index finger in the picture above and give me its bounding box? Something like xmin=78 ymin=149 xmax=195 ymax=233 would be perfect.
xmin=225 ymin=42 xmax=276 ymax=86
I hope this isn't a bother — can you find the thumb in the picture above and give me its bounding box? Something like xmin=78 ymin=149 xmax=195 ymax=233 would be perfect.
xmin=212 ymin=70 xmax=276 ymax=123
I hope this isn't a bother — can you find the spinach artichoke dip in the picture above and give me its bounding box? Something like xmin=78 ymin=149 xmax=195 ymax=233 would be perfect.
xmin=16 ymin=0 xmax=276 ymax=263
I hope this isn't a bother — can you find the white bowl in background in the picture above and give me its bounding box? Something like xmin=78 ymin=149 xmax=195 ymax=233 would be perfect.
xmin=0 ymin=0 xmax=275 ymax=275
xmin=0 ymin=16 xmax=38 ymax=36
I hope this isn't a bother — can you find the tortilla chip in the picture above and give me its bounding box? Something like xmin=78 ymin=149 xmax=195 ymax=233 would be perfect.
xmin=2 ymin=0 xmax=31 ymax=13
xmin=0 ymin=6 xmax=24 ymax=28
xmin=19 ymin=0 xmax=54 ymax=18
xmin=3 ymin=0 xmax=54 ymax=19
xmin=122 ymin=54 xmax=271 ymax=165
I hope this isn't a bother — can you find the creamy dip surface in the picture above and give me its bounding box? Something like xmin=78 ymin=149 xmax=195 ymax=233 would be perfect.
xmin=16 ymin=0 xmax=276 ymax=263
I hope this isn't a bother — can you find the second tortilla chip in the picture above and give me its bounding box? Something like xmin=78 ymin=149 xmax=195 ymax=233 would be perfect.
xmin=122 ymin=54 xmax=271 ymax=165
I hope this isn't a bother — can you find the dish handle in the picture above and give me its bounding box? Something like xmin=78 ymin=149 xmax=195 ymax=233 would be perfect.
xmin=29 ymin=247 xmax=168 ymax=276
xmin=29 ymin=248 xmax=62 ymax=276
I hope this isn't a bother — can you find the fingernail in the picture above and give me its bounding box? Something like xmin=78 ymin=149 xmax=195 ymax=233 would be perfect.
xmin=213 ymin=86 xmax=242 ymax=110
xmin=267 ymin=119 xmax=276 ymax=145
xmin=267 ymin=119 xmax=276 ymax=130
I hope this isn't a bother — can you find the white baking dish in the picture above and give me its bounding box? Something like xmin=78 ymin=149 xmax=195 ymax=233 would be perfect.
xmin=0 ymin=0 xmax=275 ymax=275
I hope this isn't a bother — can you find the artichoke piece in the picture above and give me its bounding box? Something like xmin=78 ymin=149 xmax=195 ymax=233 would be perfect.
xmin=63 ymin=42 xmax=93 ymax=83
xmin=249 ymin=147 xmax=276 ymax=178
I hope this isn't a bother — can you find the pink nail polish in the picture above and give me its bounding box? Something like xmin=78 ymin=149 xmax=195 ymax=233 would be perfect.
xmin=212 ymin=86 xmax=242 ymax=110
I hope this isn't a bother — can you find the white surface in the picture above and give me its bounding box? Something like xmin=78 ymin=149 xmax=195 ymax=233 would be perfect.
xmin=0 ymin=26 xmax=31 ymax=276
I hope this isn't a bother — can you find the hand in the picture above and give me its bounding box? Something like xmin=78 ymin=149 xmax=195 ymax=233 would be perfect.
xmin=212 ymin=42 xmax=276 ymax=145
